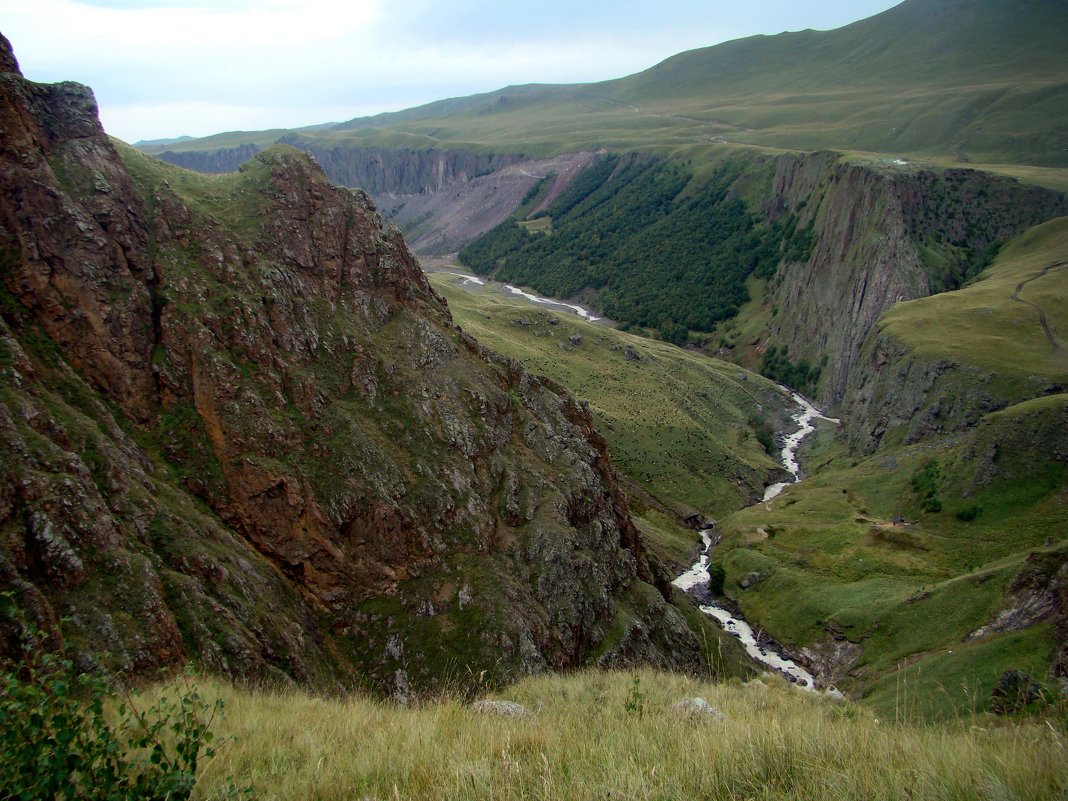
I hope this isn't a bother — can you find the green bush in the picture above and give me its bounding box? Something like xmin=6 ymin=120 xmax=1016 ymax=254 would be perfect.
xmin=0 ymin=615 xmax=229 ymax=801
xmin=706 ymin=562 xmax=727 ymax=596
xmin=920 ymin=496 xmax=943 ymax=513
xmin=911 ymin=460 xmax=943 ymax=513
xmin=748 ymin=415 xmax=777 ymax=456
xmin=759 ymin=344 xmax=821 ymax=395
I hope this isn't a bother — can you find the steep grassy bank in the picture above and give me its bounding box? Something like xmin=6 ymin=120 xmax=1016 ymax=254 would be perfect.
xmin=178 ymin=669 xmax=1068 ymax=800
xmin=426 ymin=272 xmax=789 ymax=524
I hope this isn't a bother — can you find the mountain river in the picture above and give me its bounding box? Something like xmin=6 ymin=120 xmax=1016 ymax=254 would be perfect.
xmin=672 ymin=390 xmax=839 ymax=690
xmin=440 ymin=271 xmax=603 ymax=321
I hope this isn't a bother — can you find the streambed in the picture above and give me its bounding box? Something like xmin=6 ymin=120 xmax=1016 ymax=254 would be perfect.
xmin=673 ymin=391 xmax=839 ymax=690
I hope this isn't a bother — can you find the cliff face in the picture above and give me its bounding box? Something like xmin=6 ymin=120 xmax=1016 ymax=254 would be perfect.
xmin=763 ymin=152 xmax=1066 ymax=408
xmin=376 ymin=151 xmax=600 ymax=255
xmin=0 ymin=34 xmax=707 ymax=692
xmin=153 ymin=142 xmax=599 ymax=257
xmin=154 ymin=142 xmax=523 ymax=197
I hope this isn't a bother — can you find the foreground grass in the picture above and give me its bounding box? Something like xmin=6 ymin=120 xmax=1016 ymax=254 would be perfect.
xmin=185 ymin=669 xmax=1066 ymax=800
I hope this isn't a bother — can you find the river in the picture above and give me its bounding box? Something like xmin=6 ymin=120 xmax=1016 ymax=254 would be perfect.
xmin=672 ymin=390 xmax=839 ymax=690
xmin=435 ymin=270 xmax=603 ymax=322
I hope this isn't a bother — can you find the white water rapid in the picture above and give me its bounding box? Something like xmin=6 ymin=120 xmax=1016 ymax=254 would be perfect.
xmin=672 ymin=390 xmax=839 ymax=690
xmin=762 ymin=391 xmax=840 ymax=502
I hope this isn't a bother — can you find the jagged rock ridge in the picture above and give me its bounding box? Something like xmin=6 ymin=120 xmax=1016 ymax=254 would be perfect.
xmin=0 ymin=32 xmax=712 ymax=693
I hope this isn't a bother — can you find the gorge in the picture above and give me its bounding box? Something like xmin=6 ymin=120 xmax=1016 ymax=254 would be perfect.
xmin=4 ymin=0 xmax=1068 ymax=717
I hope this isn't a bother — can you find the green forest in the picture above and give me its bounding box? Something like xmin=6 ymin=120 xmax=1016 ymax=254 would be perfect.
xmin=458 ymin=155 xmax=792 ymax=342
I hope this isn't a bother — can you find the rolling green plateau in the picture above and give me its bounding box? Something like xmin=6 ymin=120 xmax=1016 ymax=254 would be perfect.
xmin=143 ymin=0 xmax=1067 ymax=169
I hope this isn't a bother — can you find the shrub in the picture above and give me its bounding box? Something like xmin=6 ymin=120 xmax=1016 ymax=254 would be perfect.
xmin=955 ymin=504 xmax=982 ymax=521
xmin=912 ymin=460 xmax=943 ymax=513
xmin=0 ymin=614 xmax=228 ymax=801
xmin=749 ymin=415 xmax=776 ymax=456
xmin=706 ymin=562 xmax=726 ymax=596
xmin=920 ymin=496 xmax=943 ymax=513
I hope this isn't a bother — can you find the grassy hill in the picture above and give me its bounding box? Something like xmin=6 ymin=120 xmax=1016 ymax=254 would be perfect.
xmin=141 ymin=0 xmax=1068 ymax=168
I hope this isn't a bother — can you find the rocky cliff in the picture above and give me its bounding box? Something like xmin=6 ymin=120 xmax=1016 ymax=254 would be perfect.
xmin=839 ymin=211 xmax=1068 ymax=455
xmin=0 ymin=34 xmax=715 ymax=693
xmin=152 ymin=142 xmax=600 ymax=257
xmin=763 ymin=152 xmax=1066 ymax=408
xmin=153 ymin=142 xmax=522 ymax=197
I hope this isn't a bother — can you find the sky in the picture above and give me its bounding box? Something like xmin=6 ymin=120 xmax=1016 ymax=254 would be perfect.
xmin=2 ymin=0 xmax=901 ymax=144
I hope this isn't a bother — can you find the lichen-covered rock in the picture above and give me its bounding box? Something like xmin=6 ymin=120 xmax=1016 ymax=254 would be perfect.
xmin=738 ymin=572 xmax=764 ymax=590
xmin=990 ymin=669 xmax=1043 ymax=714
xmin=966 ymin=548 xmax=1067 ymax=641
xmin=470 ymin=699 xmax=535 ymax=719
xmin=672 ymin=697 xmax=725 ymax=721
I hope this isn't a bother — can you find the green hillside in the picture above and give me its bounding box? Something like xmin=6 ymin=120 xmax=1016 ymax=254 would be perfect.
xmin=457 ymin=154 xmax=790 ymax=337
xmin=427 ymin=272 xmax=789 ymax=529
xmin=876 ymin=216 xmax=1068 ymax=386
xmin=425 ymin=205 xmax=1068 ymax=715
xmin=143 ymin=0 xmax=1068 ymax=167
xmin=708 ymin=219 xmax=1068 ymax=712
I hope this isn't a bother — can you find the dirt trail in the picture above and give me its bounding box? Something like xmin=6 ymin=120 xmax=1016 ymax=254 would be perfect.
xmin=1010 ymin=259 xmax=1066 ymax=350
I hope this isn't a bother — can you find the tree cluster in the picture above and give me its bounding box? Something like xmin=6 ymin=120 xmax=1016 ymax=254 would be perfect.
xmin=759 ymin=345 xmax=822 ymax=396
xmin=459 ymin=155 xmax=786 ymax=338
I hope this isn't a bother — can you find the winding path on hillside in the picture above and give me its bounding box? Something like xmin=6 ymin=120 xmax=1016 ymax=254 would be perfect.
xmin=1010 ymin=259 xmax=1066 ymax=351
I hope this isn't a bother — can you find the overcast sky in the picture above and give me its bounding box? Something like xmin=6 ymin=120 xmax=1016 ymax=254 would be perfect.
xmin=2 ymin=0 xmax=900 ymax=144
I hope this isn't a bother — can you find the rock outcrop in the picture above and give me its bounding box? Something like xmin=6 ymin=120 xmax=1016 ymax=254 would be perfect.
xmin=763 ymin=152 xmax=1066 ymax=407
xmin=0 ymin=33 xmax=711 ymax=692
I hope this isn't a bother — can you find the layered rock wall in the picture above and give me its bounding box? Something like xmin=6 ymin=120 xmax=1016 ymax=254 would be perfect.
xmin=763 ymin=152 xmax=1066 ymax=408
xmin=155 ymin=142 xmax=523 ymax=196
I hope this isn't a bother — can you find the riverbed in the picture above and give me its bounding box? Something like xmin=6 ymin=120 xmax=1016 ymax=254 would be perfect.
xmin=673 ymin=390 xmax=839 ymax=690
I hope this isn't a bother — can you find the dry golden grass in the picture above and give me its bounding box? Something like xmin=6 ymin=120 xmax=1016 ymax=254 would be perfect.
xmin=180 ymin=669 xmax=1068 ymax=800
